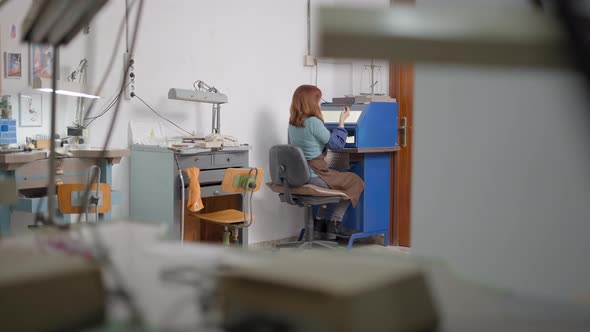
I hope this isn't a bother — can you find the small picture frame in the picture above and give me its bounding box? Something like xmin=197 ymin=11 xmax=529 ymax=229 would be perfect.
xmin=19 ymin=93 xmax=43 ymax=127
xmin=29 ymin=43 xmax=59 ymax=84
xmin=4 ymin=52 xmax=22 ymax=79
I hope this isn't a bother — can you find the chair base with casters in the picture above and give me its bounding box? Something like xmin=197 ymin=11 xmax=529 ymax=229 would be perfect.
xmin=274 ymin=194 xmax=341 ymax=250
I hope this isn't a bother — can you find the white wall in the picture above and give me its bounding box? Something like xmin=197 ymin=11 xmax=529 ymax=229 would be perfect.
xmin=1 ymin=0 xmax=389 ymax=242
xmin=412 ymin=0 xmax=590 ymax=301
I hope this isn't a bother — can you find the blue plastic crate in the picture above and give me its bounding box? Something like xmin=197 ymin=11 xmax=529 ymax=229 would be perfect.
xmin=0 ymin=118 xmax=18 ymax=144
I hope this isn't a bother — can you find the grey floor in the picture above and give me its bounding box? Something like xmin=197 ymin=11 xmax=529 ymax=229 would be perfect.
xmin=250 ymin=234 xmax=411 ymax=254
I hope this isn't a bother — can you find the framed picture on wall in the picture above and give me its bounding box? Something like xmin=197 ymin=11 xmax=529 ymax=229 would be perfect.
xmin=4 ymin=52 xmax=22 ymax=79
xmin=19 ymin=93 xmax=43 ymax=127
xmin=28 ymin=43 xmax=59 ymax=84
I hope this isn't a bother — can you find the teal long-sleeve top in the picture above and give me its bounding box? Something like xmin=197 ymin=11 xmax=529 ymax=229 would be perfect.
xmin=288 ymin=116 xmax=347 ymax=177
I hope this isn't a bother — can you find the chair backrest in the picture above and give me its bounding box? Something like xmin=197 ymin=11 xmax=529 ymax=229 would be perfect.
xmin=57 ymin=183 xmax=111 ymax=214
xmin=269 ymin=145 xmax=310 ymax=187
xmin=221 ymin=168 xmax=264 ymax=193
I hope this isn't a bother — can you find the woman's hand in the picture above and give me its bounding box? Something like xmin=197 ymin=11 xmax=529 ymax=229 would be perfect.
xmin=339 ymin=106 xmax=350 ymax=128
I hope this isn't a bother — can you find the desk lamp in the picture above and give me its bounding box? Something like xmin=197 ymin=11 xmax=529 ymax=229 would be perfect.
xmin=168 ymin=80 xmax=228 ymax=134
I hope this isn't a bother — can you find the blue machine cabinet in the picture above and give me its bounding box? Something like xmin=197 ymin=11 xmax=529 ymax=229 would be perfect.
xmin=321 ymin=101 xmax=399 ymax=248
xmin=321 ymin=102 xmax=398 ymax=148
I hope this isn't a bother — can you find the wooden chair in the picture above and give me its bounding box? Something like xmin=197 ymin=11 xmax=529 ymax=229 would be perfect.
xmin=57 ymin=166 xmax=111 ymax=221
xmin=194 ymin=167 xmax=263 ymax=246
xmin=57 ymin=183 xmax=112 ymax=220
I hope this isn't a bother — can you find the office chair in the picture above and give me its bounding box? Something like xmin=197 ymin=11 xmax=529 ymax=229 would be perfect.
xmin=267 ymin=145 xmax=350 ymax=250
xmin=195 ymin=168 xmax=263 ymax=246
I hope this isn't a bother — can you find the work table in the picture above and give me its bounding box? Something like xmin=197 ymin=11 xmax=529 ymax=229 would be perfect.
xmin=0 ymin=148 xmax=129 ymax=236
xmin=0 ymin=149 xmax=128 ymax=169
xmin=0 ymin=151 xmax=47 ymax=170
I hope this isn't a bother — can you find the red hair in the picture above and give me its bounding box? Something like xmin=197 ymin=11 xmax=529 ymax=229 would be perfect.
xmin=289 ymin=85 xmax=324 ymax=127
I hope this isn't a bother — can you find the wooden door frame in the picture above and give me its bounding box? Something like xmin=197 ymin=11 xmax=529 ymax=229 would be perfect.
xmin=389 ymin=0 xmax=415 ymax=247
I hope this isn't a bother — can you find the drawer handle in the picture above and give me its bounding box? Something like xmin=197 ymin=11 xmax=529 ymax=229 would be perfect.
xmin=226 ymin=158 xmax=231 ymax=162
xmin=214 ymin=190 xmax=221 ymax=196
xmin=194 ymin=157 xmax=199 ymax=162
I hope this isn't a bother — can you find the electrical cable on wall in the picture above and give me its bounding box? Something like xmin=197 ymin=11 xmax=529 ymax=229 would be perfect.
xmin=126 ymin=0 xmax=130 ymax=52
xmin=315 ymin=63 xmax=318 ymax=86
xmin=132 ymin=93 xmax=193 ymax=136
xmin=85 ymin=80 xmax=133 ymax=123
xmin=80 ymin=0 xmax=139 ymax=124
xmin=84 ymin=80 xmax=133 ymax=127
xmin=307 ymin=0 xmax=311 ymax=56
xmin=174 ymin=154 xmax=186 ymax=244
xmin=314 ymin=62 xmax=328 ymax=103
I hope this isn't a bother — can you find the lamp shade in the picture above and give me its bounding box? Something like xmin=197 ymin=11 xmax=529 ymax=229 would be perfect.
xmin=168 ymin=88 xmax=228 ymax=104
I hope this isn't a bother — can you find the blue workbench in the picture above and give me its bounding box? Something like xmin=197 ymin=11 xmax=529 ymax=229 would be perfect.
xmin=322 ymin=101 xmax=399 ymax=248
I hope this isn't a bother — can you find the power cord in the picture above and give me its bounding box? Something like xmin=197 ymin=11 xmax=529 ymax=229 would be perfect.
xmin=84 ymin=79 xmax=133 ymax=128
xmin=131 ymin=92 xmax=193 ymax=136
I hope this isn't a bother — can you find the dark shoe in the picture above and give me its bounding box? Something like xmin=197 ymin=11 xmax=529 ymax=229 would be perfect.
xmin=328 ymin=220 xmax=354 ymax=238
xmin=326 ymin=220 xmax=339 ymax=241
xmin=314 ymin=219 xmax=327 ymax=240
xmin=337 ymin=223 xmax=354 ymax=237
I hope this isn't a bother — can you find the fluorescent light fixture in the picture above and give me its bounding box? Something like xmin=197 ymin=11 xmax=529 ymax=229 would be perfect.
xmin=168 ymin=88 xmax=228 ymax=104
xmin=33 ymin=77 xmax=100 ymax=99
xmin=22 ymin=0 xmax=108 ymax=45
xmin=168 ymin=81 xmax=227 ymax=134
xmin=319 ymin=6 xmax=572 ymax=67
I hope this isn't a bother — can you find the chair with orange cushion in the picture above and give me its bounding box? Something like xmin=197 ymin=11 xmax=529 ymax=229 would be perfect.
xmin=194 ymin=167 xmax=263 ymax=246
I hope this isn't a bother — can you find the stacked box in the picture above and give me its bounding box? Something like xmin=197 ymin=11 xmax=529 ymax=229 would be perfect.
xmin=0 ymin=118 xmax=17 ymax=145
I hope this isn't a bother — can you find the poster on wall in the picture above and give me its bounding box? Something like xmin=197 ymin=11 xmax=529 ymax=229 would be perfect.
xmin=29 ymin=43 xmax=59 ymax=84
xmin=19 ymin=93 xmax=43 ymax=127
xmin=4 ymin=52 xmax=22 ymax=78
xmin=10 ymin=24 xmax=17 ymax=39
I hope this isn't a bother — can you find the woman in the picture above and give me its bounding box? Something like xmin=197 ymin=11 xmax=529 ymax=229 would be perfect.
xmin=288 ymin=85 xmax=364 ymax=240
